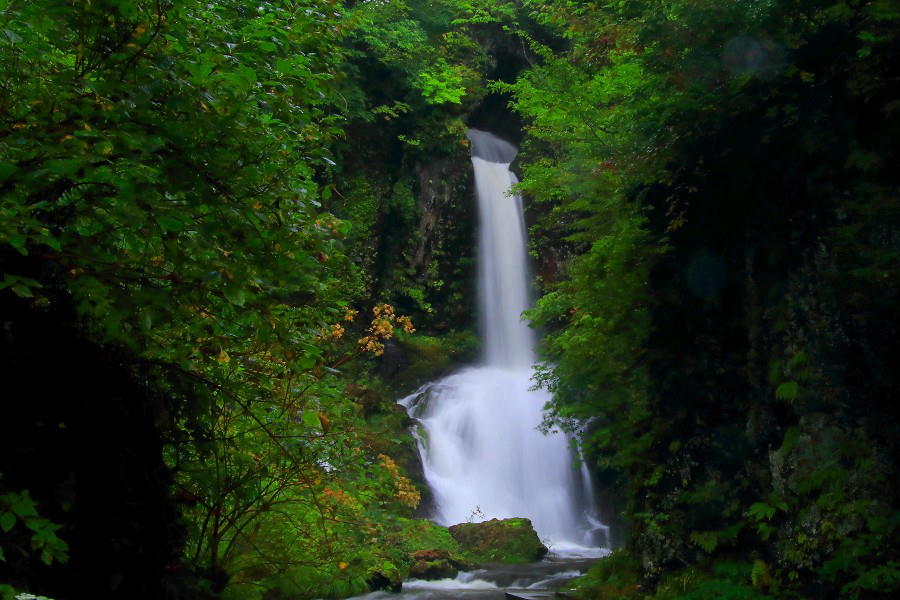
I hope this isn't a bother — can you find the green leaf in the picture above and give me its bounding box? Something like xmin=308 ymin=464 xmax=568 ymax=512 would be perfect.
xmin=6 ymin=233 xmax=28 ymax=255
xmin=0 ymin=510 xmax=15 ymax=533
xmin=1 ymin=28 xmax=22 ymax=44
xmin=748 ymin=502 xmax=776 ymax=521
xmin=0 ymin=583 xmax=16 ymax=600
xmin=6 ymin=492 xmax=37 ymax=518
xmin=45 ymin=158 xmax=82 ymax=177
xmin=751 ymin=559 xmax=770 ymax=588
xmin=25 ymin=516 xmax=48 ymax=533
xmin=756 ymin=522 xmax=775 ymax=541
xmin=228 ymin=65 xmax=258 ymax=95
xmin=12 ymin=284 xmax=33 ymax=298
xmin=0 ymin=162 xmax=16 ymax=182
xmin=302 ymin=410 xmax=321 ymax=430
xmin=775 ymin=381 xmax=800 ymax=401
xmin=1 ymin=275 xmax=42 ymax=295
xmin=690 ymin=530 xmax=719 ymax=553
xmin=42 ymin=234 xmax=62 ymax=251
xmin=156 ymin=216 xmax=186 ymax=232
xmin=223 ymin=285 xmax=247 ymax=307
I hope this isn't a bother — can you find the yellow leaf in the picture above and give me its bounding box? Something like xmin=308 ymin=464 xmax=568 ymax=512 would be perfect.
xmin=216 ymin=350 xmax=230 ymax=363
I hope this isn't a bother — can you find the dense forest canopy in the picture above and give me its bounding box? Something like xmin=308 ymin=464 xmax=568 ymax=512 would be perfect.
xmin=1 ymin=0 xmax=898 ymax=599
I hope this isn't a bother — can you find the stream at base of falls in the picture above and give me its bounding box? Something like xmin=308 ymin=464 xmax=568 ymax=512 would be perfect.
xmin=348 ymin=552 xmax=608 ymax=600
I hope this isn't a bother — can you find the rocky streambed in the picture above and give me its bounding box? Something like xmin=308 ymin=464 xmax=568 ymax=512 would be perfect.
xmin=347 ymin=517 xmax=609 ymax=600
xmin=348 ymin=553 xmax=605 ymax=600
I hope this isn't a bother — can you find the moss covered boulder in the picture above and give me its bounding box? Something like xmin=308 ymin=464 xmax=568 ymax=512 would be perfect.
xmin=407 ymin=549 xmax=475 ymax=580
xmin=448 ymin=518 xmax=548 ymax=563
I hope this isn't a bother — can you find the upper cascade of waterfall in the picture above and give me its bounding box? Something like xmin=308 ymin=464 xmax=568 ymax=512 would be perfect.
xmin=470 ymin=129 xmax=535 ymax=369
xmin=468 ymin=129 xmax=518 ymax=164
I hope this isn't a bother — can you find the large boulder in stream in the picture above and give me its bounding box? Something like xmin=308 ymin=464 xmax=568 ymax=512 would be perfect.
xmin=449 ymin=518 xmax=549 ymax=564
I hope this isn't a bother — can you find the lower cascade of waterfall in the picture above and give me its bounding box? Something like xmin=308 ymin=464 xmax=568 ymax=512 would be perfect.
xmin=399 ymin=368 xmax=607 ymax=555
xmin=397 ymin=129 xmax=610 ymax=558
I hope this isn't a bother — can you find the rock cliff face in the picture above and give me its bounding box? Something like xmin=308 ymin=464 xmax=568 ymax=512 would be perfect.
xmin=334 ymin=119 xmax=478 ymax=336
xmin=407 ymin=149 xmax=477 ymax=330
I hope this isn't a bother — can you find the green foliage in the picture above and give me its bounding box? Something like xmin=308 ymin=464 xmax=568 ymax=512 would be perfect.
xmin=774 ymin=381 xmax=800 ymax=402
xmin=569 ymin=550 xmax=643 ymax=599
xmin=416 ymin=58 xmax=468 ymax=105
xmin=506 ymin=0 xmax=900 ymax=598
xmin=652 ymin=560 xmax=775 ymax=599
xmin=1 ymin=0 xmax=355 ymax=365
xmin=576 ymin=552 xmax=776 ymax=600
xmin=395 ymin=329 xmax=478 ymax=388
xmin=391 ymin=518 xmax=461 ymax=555
xmin=0 ymin=0 xmax=455 ymax=595
xmin=344 ymin=0 xmax=489 ymax=112
xmin=818 ymin=509 xmax=900 ymax=597
xmin=689 ymin=531 xmax=719 ymax=554
xmin=0 ymin=488 xmax=69 ymax=567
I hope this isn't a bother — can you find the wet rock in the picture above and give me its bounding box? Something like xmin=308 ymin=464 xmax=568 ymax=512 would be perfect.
xmin=366 ymin=570 xmax=402 ymax=593
xmin=449 ymin=518 xmax=548 ymax=564
xmin=408 ymin=549 xmax=475 ymax=580
xmin=410 ymin=549 xmax=452 ymax=562
xmin=378 ymin=339 xmax=408 ymax=380
xmin=344 ymin=383 xmax=383 ymax=415
xmin=408 ymin=557 xmax=457 ymax=580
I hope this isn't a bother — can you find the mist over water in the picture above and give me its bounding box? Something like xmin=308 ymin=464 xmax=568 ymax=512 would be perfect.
xmin=399 ymin=130 xmax=607 ymax=554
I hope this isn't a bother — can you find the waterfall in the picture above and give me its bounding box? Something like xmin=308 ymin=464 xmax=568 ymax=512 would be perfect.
xmin=473 ymin=132 xmax=534 ymax=369
xmin=399 ymin=129 xmax=607 ymax=554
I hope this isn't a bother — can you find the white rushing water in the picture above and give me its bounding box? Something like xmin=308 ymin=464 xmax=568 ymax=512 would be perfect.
xmin=398 ymin=129 xmax=608 ymax=554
